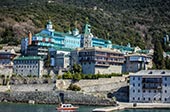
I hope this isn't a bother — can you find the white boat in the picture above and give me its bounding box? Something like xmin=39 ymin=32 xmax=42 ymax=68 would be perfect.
xmin=57 ymin=103 xmax=79 ymax=111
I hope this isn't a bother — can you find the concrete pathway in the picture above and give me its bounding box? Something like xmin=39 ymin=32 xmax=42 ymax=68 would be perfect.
xmin=92 ymin=102 xmax=170 ymax=112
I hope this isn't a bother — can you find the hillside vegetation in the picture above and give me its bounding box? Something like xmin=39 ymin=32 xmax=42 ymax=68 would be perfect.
xmin=0 ymin=0 xmax=170 ymax=49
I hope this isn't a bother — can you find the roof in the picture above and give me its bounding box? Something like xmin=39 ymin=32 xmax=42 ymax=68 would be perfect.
xmin=54 ymin=47 xmax=73 ymax=52
xmin=136 ymin=50 xmax=150 ymax=54
xmin=112 ymin=44 xmax=134 ymax=51
xmin=130 ymin=70 xmax=170 ymax=76
xmin=14 ymin=56 xmax=42 ymax=61
xmin=166 ymin=52 xmax=170 ymax=55
xmin=77 ymin=47 xmax=123 ymax=54
xmin=126 ymin=53 xmax=152 ymax=58
xmin=0 ymin=49 xmax=16 ymax=55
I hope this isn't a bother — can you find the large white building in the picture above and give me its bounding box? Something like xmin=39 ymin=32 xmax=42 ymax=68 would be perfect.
xmin=13 ymin=56 xmax=44 ymax=77
xmin=129 ymin=70 xmax=170 ymax=103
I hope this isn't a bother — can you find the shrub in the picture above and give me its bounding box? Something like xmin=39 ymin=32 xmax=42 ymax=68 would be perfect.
xmin=27 ymin=75 xmax=32 ymax=77
xmin=42 ymin=74 xmax=51 ymax=78
xmin=11 ymin=74 xmax=15 ymax=77
xmin=63 ymin=72 xmax=72 ymax=79
xmin=72 ymin=73 xmax=82 ymax=82
xmin=57 ymin=75 xmax=62 ymax=79
xmin=67 ymin=84 xmax=81 ymax=91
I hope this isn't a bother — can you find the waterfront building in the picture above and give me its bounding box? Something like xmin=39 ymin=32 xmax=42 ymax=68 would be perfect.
xmin=13 ymin=56 xmax=43 ymax=77
xmin=71 ymin=47 xmax=125 ymax=74
xmin=124 ymin=54 xmax=152 ymax=73
xmin=129 ymin=70 xmax=170 ymax=103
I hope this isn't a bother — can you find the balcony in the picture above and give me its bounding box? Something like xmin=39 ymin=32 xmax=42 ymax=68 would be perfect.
xmin=95 ymin=63 xmax=110 ymax=67
xmin=142 ymin=78 xmax=162 ymax=83
xmin=142 ymin=83 xmax=162 ymax=90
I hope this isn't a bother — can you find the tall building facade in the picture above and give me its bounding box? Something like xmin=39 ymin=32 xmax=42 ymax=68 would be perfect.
xmin=71 ymin=47 xmax=125 ymax=74
xmin=13 ymin=56 xmax=44 ymax=77
xmin=124 ymin=54 xmax=152 ymax=73
xmin=130 ymin=70 xmax=170 ymax=103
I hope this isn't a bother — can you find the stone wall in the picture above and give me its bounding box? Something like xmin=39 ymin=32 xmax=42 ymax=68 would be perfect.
xmin=10 ymin=84 xmax=55 ymax=92
xmin=0 ymin=67 xmax=13 ymax=76
xmin=56 ymin=76 xmax=128 ymax=93
xmin=7 ymin=76 xmax=128 ymax=93
xmin=0 ymin=91 xmax=116 ymax=106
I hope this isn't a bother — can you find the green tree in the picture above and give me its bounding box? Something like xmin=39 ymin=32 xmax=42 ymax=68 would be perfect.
xmin=165 ymin=56 xmax=170 ymax=69
xmin=153 ymin=37 xmax=165 ymax=69
xmin=44 ymin=53 xmax=51 ymax=68
xmin=72 ymin=73 xmax=82 ymax=82
xmin=72 ymin=64 xmax=82 ymax=74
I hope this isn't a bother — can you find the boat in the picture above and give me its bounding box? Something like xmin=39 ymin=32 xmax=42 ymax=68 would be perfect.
xmin=57 ymin=103 xmax=79 ymax=111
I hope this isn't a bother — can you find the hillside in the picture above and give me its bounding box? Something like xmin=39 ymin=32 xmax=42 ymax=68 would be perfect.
xmin=0 ymin=0 xmax=170 ymax=49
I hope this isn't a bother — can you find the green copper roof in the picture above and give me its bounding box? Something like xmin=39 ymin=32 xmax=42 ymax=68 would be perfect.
xmin=14 ymin=56 xmax=42 ymax=60
xmin=83 ymin=24 xmax=91 ymax=35
xmin=166 ymin=52 xmax=170 ymax=55
xmin=137 ymin=50 xmax=150 ymax=54
xmin=47 ymin=20 xmax=52 ymax=25
xmin=112 ymin=44 xmax=134 ymax=51
xmin=54 ymin=47 xmax=73 ymax=51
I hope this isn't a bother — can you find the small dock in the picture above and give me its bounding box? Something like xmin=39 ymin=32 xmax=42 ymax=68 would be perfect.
xmin=92 ymin=106 xmax=124 ymax=112
xmin=92 ymin=102 xmax=170 ymax=112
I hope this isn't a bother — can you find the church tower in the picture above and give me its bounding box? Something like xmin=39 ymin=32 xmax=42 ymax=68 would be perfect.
xmin=46 ymin=20 xmax=54 ymax=32
xmin=81 ymin=23 xmax=92 ymax=48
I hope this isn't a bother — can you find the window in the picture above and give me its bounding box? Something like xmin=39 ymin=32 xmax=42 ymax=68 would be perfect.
xmin=133 ymin=77 xmax=135 ymax=80
xmin=143 ymin=97 xmax=145 ymax=100
xmin=138 ymin=90 xmax=140 ymax=93
xmin=165 ymin=98 xmax=167 ymax=101
xmin=133 ymin=83 xmax=135 ymax=87
xmin=154 ymin=98 xmax=156 ymax=100
xmin=138 ymin=83 xmax=140 ymax=87
xmin=133 ymin=90 xmax=135 ymax=93
xmin=165 ymin=90 xmax=167 ymax=93
xmin=133 ymin=97 xmax=135 ymax=100
xmin=154 ymin=90 xmax=156 ymax=93
xmin=148 ymin=98 xmax=151 ymax=101
xmin=138 ymin=97 xmax=140 ymax=100
xmin=138 ymin=77 xmax=140 ymax=81
xmin=143 ymin=90 xmax=145 ymax=93
xmin=149 ymin=90 xmax=151 ymax=93
xmin=165 ymin=77 xmax=167 ymax=81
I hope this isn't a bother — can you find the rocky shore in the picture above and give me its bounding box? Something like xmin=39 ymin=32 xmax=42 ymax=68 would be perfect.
xmin=0 ymin=90 xmax=116 ymax=106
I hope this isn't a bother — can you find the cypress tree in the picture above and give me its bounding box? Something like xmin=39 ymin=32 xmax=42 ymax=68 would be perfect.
xmin=153 ymin=38 xmax=165 ymax=69
xmin=165 ymin=56 xmax=170 ymax=69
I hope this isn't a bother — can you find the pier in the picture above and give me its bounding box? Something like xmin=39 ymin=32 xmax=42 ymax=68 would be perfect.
xmin=92 ymin=102 xmax=170 ymax=112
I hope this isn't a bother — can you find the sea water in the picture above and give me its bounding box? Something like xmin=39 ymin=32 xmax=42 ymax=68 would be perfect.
xmin=0 ymin=103 xmax=170 ymax=112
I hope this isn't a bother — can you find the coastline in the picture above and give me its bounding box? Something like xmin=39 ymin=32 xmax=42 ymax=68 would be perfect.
xmin=93 ymin=102 xmax=170 ymax=112
xmin=0 ymin=91 xmax=116 ymax=106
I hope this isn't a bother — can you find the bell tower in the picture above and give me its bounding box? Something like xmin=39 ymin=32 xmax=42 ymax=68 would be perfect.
xmin=46 ymin=20 xmax=54 ymax=32
xmin=81 ymin=22 xmax=92 ymax=48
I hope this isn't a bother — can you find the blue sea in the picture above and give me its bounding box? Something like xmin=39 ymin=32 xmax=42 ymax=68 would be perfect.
xmin=0 ymin=103 xmax=170 ymax=112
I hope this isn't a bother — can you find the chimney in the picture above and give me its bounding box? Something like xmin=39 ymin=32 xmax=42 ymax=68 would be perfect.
xmin=28 ymin=31 xmax=32 ymax=45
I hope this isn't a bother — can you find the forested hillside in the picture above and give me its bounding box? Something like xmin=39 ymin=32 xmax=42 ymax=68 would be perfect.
xmin=0 ymin=0 xmax=170 ymax=49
